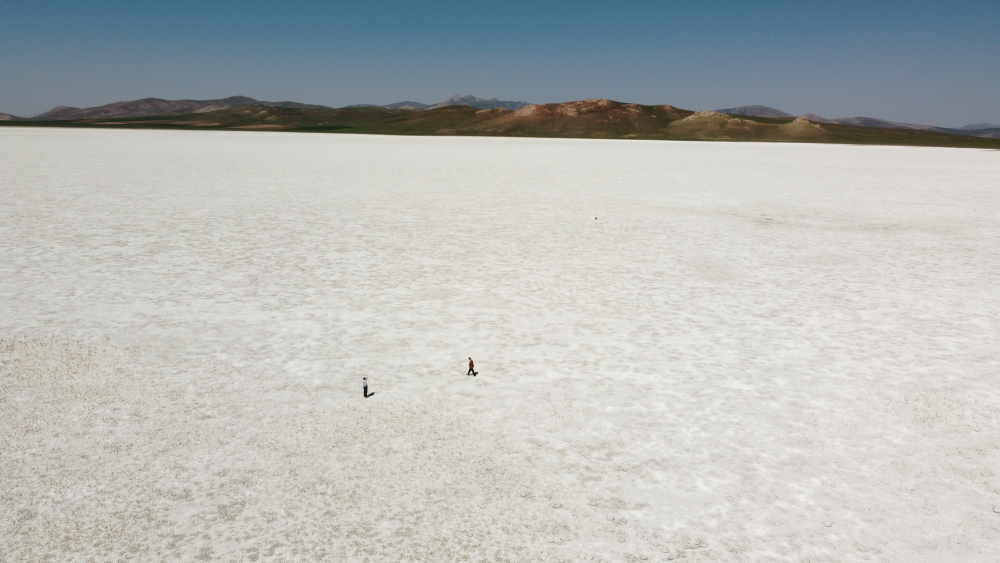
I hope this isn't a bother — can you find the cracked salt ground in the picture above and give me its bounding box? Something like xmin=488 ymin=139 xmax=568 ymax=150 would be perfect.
xmin=2 ymin=129 xmax=1000 ymax=562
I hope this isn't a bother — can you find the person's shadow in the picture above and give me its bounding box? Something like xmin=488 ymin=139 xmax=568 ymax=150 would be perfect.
xmin=365 ymin=392 xmax=375 ymax=398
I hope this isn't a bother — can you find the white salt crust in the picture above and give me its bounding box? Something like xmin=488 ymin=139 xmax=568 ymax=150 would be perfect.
xmin=1 ymin=129 xmax=999 ymax=562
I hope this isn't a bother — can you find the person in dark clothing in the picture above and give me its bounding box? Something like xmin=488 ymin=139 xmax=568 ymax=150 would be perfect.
xmin=363 ymin=376 xmax=369 ymax=398
xmin=467 ymin=357 xmax=477 ymax=376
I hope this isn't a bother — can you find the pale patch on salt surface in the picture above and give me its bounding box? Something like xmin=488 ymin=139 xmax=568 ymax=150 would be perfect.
xmin=1 ymin=128 xmax=999 ymax=562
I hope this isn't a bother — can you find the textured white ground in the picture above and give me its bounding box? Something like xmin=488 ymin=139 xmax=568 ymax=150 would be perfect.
xmin=1 ymin=129 xmax=999 ymax=563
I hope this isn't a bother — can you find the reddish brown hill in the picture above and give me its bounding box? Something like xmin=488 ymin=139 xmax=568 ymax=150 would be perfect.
xmin=31 ymin=96 xmax=330 ymax=121
xmin=33 ymin=97 xmax=261 ymax=120
xmin=457 ymin=99 xmax=694 ymax=137
xmin=458 ymin=103 xmax=828 ymax=142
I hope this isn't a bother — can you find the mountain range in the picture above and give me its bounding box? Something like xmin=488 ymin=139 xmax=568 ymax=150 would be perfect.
xmin=0 ymin=94 xmax=1000 ymax=146
xmin=427 ymin=95 xmax=531 ymax=111
xmin=21 ymin=96 xmax=331 ymax=121
xmin=348 ymin=95 xmax=531 ymax=112
xmin=5 ymin=98 xmax=998 ymax=149
xmin=5 ymin=96 xmax=995 ymax=139
xmin=717 ymin=106 xmax=1000 ymax=139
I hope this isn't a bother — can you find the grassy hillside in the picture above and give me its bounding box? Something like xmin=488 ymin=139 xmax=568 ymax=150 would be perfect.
xmin=4 ymin=100 xmax=999 ymax=149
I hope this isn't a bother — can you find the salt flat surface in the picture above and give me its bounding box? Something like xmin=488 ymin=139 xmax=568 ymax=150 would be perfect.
xmin=1 ymin=128 xmax=999 ymax=562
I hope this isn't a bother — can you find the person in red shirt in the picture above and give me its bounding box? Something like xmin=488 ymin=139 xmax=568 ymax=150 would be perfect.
xmin=467 ymin=357 xmax=477 ymax=376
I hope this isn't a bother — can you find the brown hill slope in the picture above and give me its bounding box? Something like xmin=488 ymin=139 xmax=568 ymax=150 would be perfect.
xmin=33 ymin=96 xmax=259 ymax=120
xmin=450 ymin=103 xmax=827 ymax=142
xmin=665 ymin=112 xmax=829 ymax=142
xmin=5 ymin=99 xmax=999 ymax=149
xmin=451 ymin=99 xmax=692 ymax=137
xmin=31 ymin=96 xmax=331 ymax=121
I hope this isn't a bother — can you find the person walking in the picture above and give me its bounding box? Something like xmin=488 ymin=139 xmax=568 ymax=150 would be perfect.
xmin=363 ymin=376 xmax=369 ymax=398
xmin=467 ymin=357 xmax=477 ymax=376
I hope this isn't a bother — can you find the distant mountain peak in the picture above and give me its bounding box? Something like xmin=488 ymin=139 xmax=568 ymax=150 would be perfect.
xmin=382 ymin=101 xmax=432 ymax=110
xmin=716 ymin=105 xmax=794 ymax=118
xmin=430 ymin=95 xmax=530 ymax=111
xmin=444 ymin=94 xmax=494 ymax=103
xmin=368 ymin=95 xmax=530 ymax=112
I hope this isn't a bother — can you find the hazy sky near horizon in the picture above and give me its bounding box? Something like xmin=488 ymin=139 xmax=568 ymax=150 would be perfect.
xmin=2 ymin=1 xmax=998 ymax=126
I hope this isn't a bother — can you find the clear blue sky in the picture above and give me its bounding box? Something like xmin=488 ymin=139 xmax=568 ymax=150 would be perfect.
xmin=2 ymin=1 xmax=998 ymax=126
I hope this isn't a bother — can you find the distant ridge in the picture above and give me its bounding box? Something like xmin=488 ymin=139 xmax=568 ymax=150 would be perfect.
xmin=382 ymin=101 xmax=433 ymax=110
xmin=344 ymin=95 xmax=529 ymax=112
xmin=796 ymin=113 xmax=1000 ymax=139
xmin=831 ymin=116 xmax=938 ymax=130
xmin=716 ymin=105 xmax=794 ymax=118
xmin=30 ymin=96 xmax=331 ymax=121
xmin=959 ymin=123 xmax=1000 ymax=130
xmin=802 ymin=113 xmax=944 ymax=131
xmin=18 ymin=94 xmax=530 ymax=121
xmin=5 ymin=94 xmax=998 ymax=142
xmin=4 ymin=97 xmax=999 ymax=148
xmin=959 ymin=128 xmax=1000 ymax=139
xmin=429 ymin=95 xmax=530 ymax=111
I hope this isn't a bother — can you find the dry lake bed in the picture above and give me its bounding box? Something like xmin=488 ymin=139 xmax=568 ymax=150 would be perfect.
xmin=2 ymin=128 xmax=999 ymax=562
